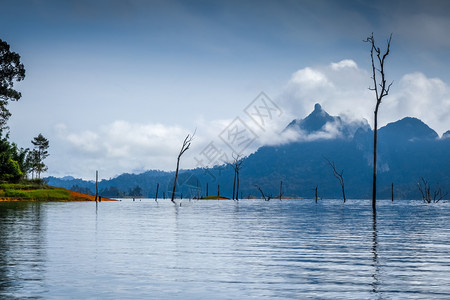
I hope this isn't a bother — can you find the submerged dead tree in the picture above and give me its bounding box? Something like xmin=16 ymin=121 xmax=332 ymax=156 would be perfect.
xmin=171 ymin=132 xmax=195 ymax=203
xmin=231 ymin=154 xmax=244 ymax=200
xmin=325 ymin=157 xmax=346 ymax=203
xmin=417 ymin=177 xmax=448 ymax=203
xmin=255 ymin=185 xmax=271 ymax=201
xmin=364 ymin=33 xmax=393 ymax=212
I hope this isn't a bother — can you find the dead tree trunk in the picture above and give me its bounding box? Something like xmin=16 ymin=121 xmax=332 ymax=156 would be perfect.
xmin=171 ymin=132 xmax=194 ymax=203
xmin=364 ymin=33 xmax=393 ymax=212
xmin=255 ymin=185 xmax=267 ymax=201
xmin=325 ymin=157 xmax=346 ymax=203
xmin=231 ymin=154 xmax=243 ymax=200
xmin=255 ymin=185 xmax=271 ymax=201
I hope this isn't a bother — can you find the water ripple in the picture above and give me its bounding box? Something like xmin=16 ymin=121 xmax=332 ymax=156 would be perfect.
xmin=1 ymin=199 xmax=449 ymax=299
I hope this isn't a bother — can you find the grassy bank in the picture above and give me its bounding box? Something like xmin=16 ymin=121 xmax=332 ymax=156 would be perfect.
xmin=0 ymin=182 xmax=116 ymax=201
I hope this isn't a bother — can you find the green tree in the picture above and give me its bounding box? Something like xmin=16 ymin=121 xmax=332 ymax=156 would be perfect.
xmin=0 ymin=39 xmax=26 ymax=130
xmin=0 ymin=132 xmax=24 ymax=182
xmin=31 ymin=133 xmax=49 ymax=179
xmin=10 ymin=142 xmax=30 ymax=176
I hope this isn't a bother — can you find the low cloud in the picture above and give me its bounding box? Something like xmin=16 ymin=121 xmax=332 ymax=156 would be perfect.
xmin=52 ymin=121 xmax=191 ymax=179
xmin=280 ymin=59 xmax=373 ymax=124
xmin=385 ymin=72 xmax=450 ymax=136
xmin=280 ymin=59 xmax=450 ymax=137
xmin=49 ymin=108 xmax=297 ymax=179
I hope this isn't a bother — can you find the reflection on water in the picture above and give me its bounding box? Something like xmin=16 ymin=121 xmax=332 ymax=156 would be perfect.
xmin=0 ymin=202 xmax=47 ymax=299
xmin=1 ymin=199 xmax=450 ymax=299
xmin=371 ymin=210 xmax=379 ymax=296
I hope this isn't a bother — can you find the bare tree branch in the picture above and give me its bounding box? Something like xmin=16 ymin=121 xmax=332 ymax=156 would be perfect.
xmin=324 ymin=157 xmax=346 ymax=203
xmin=171 ymin=130 xmax=195 ymax=203
xmin=417 ymin=177 xmax=448 ymax=203
xmin=364 ymin=32 xmax=393 ymax=211
xmin=255 ymin=184 xmax=271 ymax=201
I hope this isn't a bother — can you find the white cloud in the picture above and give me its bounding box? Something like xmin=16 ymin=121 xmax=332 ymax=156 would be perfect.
xmin=384 ymin=72 xmax=450 ymax=136
xmin=48 ymin=107 xmax=299 ymax=179
xmin=51 ymin=121 xmax=192 ymax=179
xmin=330 ymin=59 xmax=358 ymax=70
xmin=280 ymin=59 xmax=450 ymax=137
xmin=289 ymin=67 xmax=333 ymax=89
xmin=280 ymin=59 xmax=373 ymax=126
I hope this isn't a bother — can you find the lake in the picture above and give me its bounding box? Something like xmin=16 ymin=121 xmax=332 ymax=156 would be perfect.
xmin=1 ymin=199 xmax=449 ymax=299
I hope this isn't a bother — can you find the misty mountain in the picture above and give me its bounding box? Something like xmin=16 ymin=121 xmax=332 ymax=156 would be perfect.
xmin=47 ymin=104 xmax=450 ymax=200
xmin=285 ymin=103 xmax=371 ymax=139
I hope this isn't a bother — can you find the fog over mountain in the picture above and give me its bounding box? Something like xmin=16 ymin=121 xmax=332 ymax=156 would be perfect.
xmin=47 ymin=104 xmax=450 ymax=200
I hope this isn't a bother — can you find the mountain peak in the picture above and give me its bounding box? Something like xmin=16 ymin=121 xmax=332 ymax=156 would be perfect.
xmin=379 ymin=117 xmax=438 ymax=141
xmin=285 ymin=103 xmax=369 ymax=139
xmin=314 ymin=103 xmax=322 ymax=112
xmin=298 ymin=103 xmax=335 ymax=132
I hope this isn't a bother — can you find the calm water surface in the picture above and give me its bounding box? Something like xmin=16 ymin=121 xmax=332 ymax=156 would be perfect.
xmin=1 ymin=199 xmax=449 ymax=299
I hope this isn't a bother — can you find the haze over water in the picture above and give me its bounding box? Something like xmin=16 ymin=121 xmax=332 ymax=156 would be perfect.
xmin=1 ymin=199 xmax=449 ymax=299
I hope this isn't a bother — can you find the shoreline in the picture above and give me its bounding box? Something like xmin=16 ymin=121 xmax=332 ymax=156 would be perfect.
xmin=0 ymin=185 xmax=117 ymax=202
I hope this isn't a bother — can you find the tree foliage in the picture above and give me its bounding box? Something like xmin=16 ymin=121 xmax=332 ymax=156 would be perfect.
xmin=0 ymin=39 xmax=26 ymax=130
xmin=0 ymin=132 xmax=25 ymax=182
xmin=31 ymin=133 xmax=50 ymax=179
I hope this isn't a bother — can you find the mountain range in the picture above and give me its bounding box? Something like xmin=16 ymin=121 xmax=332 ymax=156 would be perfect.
xmin=47 ymin=104 xmax=450 ymax=200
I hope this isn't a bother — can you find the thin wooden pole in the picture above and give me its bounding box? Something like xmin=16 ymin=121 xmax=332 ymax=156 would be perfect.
xmin=95 ymin=170 xmax=98 ymax=202
xmin=279 ymin=181 xmax=283 ymax=201
xmin=236 ymin=170 xmax=240 ymax=201
xmin=206 ymin=183 xmax=209 ymax=197
xmin=391 ymin=182 xmax=394 ymax=202
xmin=232 ymin=169 xmax=236 ymax=200
xmin=315 ymin=185 xmax=318 ymax=203
xmin=155 ymin=183 xmax=159 ymax=202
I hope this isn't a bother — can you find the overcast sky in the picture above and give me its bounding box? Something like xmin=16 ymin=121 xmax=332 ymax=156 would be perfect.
xmin=1 ymin=0 xmax=450 ymax=180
